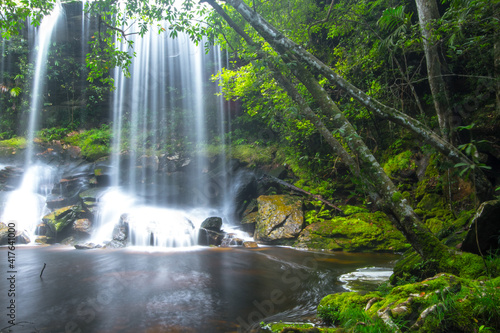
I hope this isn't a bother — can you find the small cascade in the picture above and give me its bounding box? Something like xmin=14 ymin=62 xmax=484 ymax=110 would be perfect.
xmin=1 ymin=165 xmax=56 ymax=242
xmin=93 ymin=22 xmax=231 ymax=247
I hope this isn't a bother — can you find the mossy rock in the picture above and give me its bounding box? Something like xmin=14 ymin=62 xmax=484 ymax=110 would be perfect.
xmin=382 ymin=150 xmax=416 ymax=177
xmin=42 ymin=206 xmax=80 ymax=234
xmin=340 ymin=205 xmax=369 ymax=215
xmin=254 ymin=195 xmax=304 ymax=243
xmin=295 ymin=211 xmax=409 ymax=252
xmin=263 ymin=322 xmax=338 ymax=332
xmin=319 ymin=273 xmax=500 ymax=332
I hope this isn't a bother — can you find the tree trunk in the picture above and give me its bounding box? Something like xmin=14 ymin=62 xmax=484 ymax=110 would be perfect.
xmin=415 ymin=0 xmax=454 ymax=142
xmin=205 ymin=0 xmax=451 ymax=262
xmin=220 ymin=0 xmax=491 ymax=200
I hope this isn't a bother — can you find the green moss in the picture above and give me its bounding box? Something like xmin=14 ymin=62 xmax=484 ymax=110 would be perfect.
xmin=382 ymin=150 xmax=416 ymax=177
xmin=0 ymin=136 xmax=27 ymax=149
xmin=296 ymin=211 xmax=409 ymax=252
xmin=262 ymin=322 xmax=338 ymax=333
xmin=341 ymin=205 xmax=369 ymax=215
xmin=42 ymin=206 xmax=77 ymax=233
xmin=392 ymin=191 xmax=403 ymax=203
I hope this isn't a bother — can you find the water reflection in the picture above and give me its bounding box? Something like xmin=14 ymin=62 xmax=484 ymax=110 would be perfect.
xmin=1 ymin=246 xmax=399 ymax=333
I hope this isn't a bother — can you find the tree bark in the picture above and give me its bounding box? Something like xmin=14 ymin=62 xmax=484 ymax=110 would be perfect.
xmin=204 ymin=0 xmax=451 ymax=262
xmin=220 ymin=0 xmax=491 ymax=200
xmin=415 ymin=0 xmax=454 ymax=142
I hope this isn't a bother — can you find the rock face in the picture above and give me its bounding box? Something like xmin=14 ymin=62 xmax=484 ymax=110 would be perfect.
xmin=461 ymin=200 xmax=500 ymax=255
xmin=198 ymin=216 xmax=225 ymax=246
xmin=254 ymin=195 xmax=304 ymax=244
xmin=295 ymin=211 xmax=409 ymax=252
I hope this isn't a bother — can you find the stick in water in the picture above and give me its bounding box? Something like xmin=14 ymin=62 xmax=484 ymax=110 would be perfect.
xmin=40 ymin=263 xmax=46 ymax=278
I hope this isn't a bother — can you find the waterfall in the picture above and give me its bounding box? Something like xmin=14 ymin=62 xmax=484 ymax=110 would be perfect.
xmin=93 ymin=23 xmax=231 ymax=247
xmin=25 ymin=3 xmax=63 ymax=164
xmin=0 ymin=4 xmax=63 ymax=242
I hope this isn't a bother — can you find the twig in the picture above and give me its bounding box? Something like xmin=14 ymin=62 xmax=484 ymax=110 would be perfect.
xmin=40 ymin=263 xmax=46 ymax=278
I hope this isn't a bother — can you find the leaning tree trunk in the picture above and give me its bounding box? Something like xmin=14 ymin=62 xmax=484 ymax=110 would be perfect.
xmin=204 ymin=0 xmax=451 ymax=262
xmin=415 ymin=0 xmax=454 ymax=142
xmin=219 ymin=0 xmax=491 ymax=200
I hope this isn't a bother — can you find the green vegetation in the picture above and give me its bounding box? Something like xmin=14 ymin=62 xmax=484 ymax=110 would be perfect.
xmin=316 ymin=273 xmax=500 ymax=333
xmin=0 ymin=136 xmax=26 ymax=148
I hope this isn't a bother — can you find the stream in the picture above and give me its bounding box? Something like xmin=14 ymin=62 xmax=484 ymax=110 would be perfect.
xmin=1 ymin=246 xmax=399 ymax=333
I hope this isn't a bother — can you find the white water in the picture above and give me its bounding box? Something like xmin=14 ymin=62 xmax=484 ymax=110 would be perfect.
xmin=93 ymin=22 xmax=232 ymax=246
xmin=339 ymin=266 xmax=393 ymax=291
xmin=25 ymin=3 xmax=63 ymax=164
xmin=1 ymin=165 xmax=56 ymax=241
xmin=1 ymin=5 xmax=63 ymax=243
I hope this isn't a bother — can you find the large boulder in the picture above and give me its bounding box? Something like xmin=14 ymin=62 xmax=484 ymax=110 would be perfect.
xmin=198 ymin=216 xmax=225 ymax=246
xmin=200 ymin=217 xmax=223 ymax=230
xmin=295 ymin=211 xmax=409 ymax=252
xmin=461 ymin=200 xmax=500 ymax=255
xmin=254 ymin=195 xmax=304 ymax=244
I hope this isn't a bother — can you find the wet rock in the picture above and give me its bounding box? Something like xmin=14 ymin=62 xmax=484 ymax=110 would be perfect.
xmin=34 ymin=235 xmax=54 ymax=245
xmin=35 ymin=223 xmax=53 ymax=237
xmin=75 ymin=242 xmax=101 ymax=250
xmin=0 ymin=166 xmax=23 ymax=191
xmin=243 ymin=241 xmax=258 ymax=248
xmin=198 ymin=228 xmax=225 ymax=246
xmin=220 ymin=234 xmax=244 ymax=247
xmin=43 ymin=206 xmax=77 ymax=234
xmin=254 ymin=195 xmax=304 ymax=244
xmin=105 ymin=239 xmax=126 ymax=248
xmin=0 ymin=222 xmax=31 ymax=245
xmin=200 ymin=216 xmax=223 ymax=231
xmin=462 ymin=200 xmax=500 ymax=254
xmin=73 ymin=218 xmax=92 ymax=236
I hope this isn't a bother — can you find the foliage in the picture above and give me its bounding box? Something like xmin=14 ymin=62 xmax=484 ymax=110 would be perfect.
xmin=0 ymin=136 xmax=26 ymax=148
xmin=64 ymin=125 xmax=111 ymax=160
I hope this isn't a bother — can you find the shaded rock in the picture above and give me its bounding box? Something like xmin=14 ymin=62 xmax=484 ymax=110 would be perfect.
xmin=200 ymin=216 xmax=223 ymax=231
xmin=240 ymin=211 xmax=258 ymax=235
xmin=254 ymin=195 xmax=304 ymax=244
xmin=462 ymin=200 xmax=500 ymax=255
xmin=295 ymin=211 xmax=409 ymax=252
xmin=233 ymin=170 xmax=258 ymax=219
xmin=198 ymin=228 xmax=225 ymax=246
xmin=35 ymin=223 xmax=53 ymax=237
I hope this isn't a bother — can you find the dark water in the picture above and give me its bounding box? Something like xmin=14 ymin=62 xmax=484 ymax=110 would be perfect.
xmin=1 ymin=246 xmax=399 ymax=333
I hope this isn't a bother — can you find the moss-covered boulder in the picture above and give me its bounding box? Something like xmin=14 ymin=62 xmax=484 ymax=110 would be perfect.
xmin=318 ymin=274 xmax=500 ymax=332
xmin=42 ymin=205 xmax=91 ymax=241
xmin=295 ymin=211 xmax=409 ymax=252
xmin=254 ymin=195 xmax=304 ymax=244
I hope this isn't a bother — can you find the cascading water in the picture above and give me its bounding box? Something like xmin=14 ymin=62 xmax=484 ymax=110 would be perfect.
xmin=0 ymin=4 xmax=63 ymax=242
xmin=93 ymin=23 xmax=233 ymax=247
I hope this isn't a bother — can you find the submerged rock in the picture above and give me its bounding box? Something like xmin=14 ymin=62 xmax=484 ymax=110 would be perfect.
xmin=254 ymin=195 xmax=304 ymax=244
